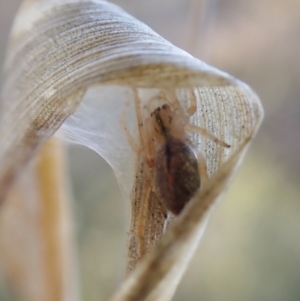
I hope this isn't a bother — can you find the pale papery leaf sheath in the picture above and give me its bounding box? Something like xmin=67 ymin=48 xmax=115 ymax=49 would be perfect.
xmin=0 ymin=0 xmax=235 ymax=201
xmin=0 ymin=0 xmax=264 ymax=300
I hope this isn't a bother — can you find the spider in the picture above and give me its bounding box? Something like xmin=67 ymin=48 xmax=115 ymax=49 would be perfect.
xmin=121 ymin=88 xmax=230 ymax=255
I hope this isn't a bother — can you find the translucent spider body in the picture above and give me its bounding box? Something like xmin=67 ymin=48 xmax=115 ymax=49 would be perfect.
xmin=152 ymin=105 xmax=201 ymax=215
xmin=121 ymin=88 xmax=230 ymax=255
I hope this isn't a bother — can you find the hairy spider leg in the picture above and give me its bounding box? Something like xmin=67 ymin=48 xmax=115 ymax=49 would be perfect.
xmin=133 ymin=89 xmax=157 ymax=168
xmin=185 ymin=123 xmax=230 ymax=148
xmin=162 ymin=88 xmax=197 ymax=117
xmin=146 ymin=91 xmax=165 ymax=111
xmin=120 ymin=98 xmax=140 ymax=154
xmin=120 ymin=90 xmax=155 ymax=167
xmin=169 ymin=88 xmax=230 ymax=180
xmin=137 ymin=177 xmax=152 ymax=258
xmin=186 ymin=88 xmax=197 ymax=116
xmin=196 ymin=149 xmax=209 ymax=183
xmin=161 ymin=88 xmax=187 ymax=120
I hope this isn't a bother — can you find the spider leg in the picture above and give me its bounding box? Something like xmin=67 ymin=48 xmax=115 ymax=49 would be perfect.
xmin=121 ymin=89 xmax=156 ymax=167
xmin=196 ymin=150 xmax=209 ymax=184
xmin=133 ymin=89 xmax=147 ymax=150
xmin=131 ymin=89 xmax=158 ymax=257
xmin=136 ymin=177 xmax=152 ymax=258
xmin=186 ymin=89 xmax=197 ymax=116
xmin=185 ymin=123 xmax=231 ymax=148
xmin=120 ymin=99 xmax=141 ymax=154
xmin=162 ymin=88 xmax=196 ymax=124
xmin=133 ymin=89 xmax=156 ymax=167
xmin=161 ymin=88 xmax=185 ymax=116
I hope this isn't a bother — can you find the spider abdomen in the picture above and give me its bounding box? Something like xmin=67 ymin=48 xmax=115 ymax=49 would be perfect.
xmin=155 ymin=137 xmax=201 ymax=215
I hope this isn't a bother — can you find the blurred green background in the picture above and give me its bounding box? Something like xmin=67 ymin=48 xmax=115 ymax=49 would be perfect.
xmin=0 ymin=0 xmax=300 ymax=300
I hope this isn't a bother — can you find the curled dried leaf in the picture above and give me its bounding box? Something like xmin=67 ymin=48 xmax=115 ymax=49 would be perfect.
xmin=0 ymin=0 xmax=263 ymax=300
xmin=0 ymin=0 xmax=260 ymax=198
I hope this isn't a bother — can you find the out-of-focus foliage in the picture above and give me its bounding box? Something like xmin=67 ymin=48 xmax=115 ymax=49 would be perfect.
xmin=0 ymin=0 xmax=299 ymax=300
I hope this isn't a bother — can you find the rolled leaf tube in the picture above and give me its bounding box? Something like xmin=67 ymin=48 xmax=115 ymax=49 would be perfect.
xmin=0 ymin=0 xmax=264 ymax=300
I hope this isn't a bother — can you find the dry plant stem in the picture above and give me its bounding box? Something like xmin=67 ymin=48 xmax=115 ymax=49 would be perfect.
xmin=36 ymin=137 xmax=79 ymax=301
xmin=0 ymin=137 xmax=78 ymax=301
xmin=37 ymin=140 xmax=64 ymax=300
xmin=110 ymin=140 xmax=249 ymax=301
